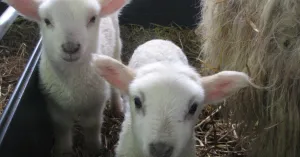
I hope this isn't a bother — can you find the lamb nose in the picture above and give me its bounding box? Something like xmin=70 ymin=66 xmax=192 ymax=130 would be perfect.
xmin=149 ymin=142 xmax=174 ymax=157
xmin=62 ymin=42 xmax=80 ymax=54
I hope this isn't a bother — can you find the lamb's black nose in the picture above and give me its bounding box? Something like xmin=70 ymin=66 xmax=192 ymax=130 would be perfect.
xmin=149 ymin=142 xmax=174 ymax=157
xmin=62 ymin=42 xmax=80 ymax=54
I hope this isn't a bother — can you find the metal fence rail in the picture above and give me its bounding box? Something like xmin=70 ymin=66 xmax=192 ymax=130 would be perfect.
xmin=0 ymin=3 xmax=47 ymax=156
xmin=0 ymin=5 xmax=18 ymax=40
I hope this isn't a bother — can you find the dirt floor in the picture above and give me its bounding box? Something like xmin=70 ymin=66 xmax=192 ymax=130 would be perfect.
xmin=0 ymin=16 xmax=251 ymax=157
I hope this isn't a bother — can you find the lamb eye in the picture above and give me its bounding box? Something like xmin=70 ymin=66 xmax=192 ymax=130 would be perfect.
xmin=188 ymin=103 xmax=198 ymax=115
xmin=89 ymin=16 xmax=96 ymax=24
xmin=44 ymin=18 xmax=52 ymax=26
xmin=134 ymin=97 xmax=142 ymax=109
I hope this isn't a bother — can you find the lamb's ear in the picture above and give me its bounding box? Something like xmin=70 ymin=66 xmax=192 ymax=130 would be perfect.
xmin=201 ymin=71 xmax=250 ymax=104
xmin=99 ymin=0 xmax=130 ymax=17
xmin=92 ymin=54 xmax=136 ymax=93
xmin=3 ymin=0 xmax=43 ymax=21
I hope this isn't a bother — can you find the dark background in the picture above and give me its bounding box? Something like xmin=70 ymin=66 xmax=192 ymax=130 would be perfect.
xmin=119 ymin=0 xmax=201 ymax=28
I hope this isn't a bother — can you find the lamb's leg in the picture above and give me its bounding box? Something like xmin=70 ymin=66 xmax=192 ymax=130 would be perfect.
xmin=79 ymin=103 xmax=106 ymax=155
xmin=110 ymin=87 xmax=123 ymax=116
xmin=47 ymin=102 xmax=74 ymax=157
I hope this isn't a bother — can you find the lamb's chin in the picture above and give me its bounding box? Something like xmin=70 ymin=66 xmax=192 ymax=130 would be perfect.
xmin=62 ymin=55 xmax=80 ymax=62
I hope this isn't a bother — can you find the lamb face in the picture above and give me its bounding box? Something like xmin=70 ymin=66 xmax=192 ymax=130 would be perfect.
xmin=127 ymin=65 xmax=205 ymax=157
xmin=38 ymin=0 xmax=102 ymax=63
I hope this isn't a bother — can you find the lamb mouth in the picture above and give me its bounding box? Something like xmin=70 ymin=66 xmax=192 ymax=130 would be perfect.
xmin=62 ymin=54 xmax=80 ymax=62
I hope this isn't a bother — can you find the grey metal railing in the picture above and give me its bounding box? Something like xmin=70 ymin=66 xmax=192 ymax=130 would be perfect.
xmin=0 ymin=6 xmax=19 ymax=40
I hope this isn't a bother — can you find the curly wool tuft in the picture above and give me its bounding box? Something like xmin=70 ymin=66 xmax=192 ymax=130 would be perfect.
xmin=197 ymin=0 xmax=300 ymax=157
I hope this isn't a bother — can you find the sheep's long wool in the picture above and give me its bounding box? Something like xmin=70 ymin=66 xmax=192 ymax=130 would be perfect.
xmin=197 ymin=0 xmax=300 ymax=156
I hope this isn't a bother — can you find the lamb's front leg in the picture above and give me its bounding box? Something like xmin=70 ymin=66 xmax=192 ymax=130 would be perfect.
xmin=47 ymin=103 xmax=74 ymax=157
xmin=79 ymin=103 xmax=106 ymax=155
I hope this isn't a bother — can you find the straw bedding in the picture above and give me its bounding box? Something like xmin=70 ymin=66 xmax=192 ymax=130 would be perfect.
xmin=198 ymin=0 xmax=300 ymax=156
xmin=0 ymin=17 xmax=40 ymax=114
xmin=1 ymin=16 xmax=251 ymax=156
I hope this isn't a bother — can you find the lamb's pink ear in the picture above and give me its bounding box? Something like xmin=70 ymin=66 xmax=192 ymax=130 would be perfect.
xmin=99 ymin=0 xmax=130 ymax=17
xmin=92 ymin=54 xmax=136 ymax=93
xmin=201 ymin=71 xmax=250 ymax=104
xmin=3 ymin=0 xmax=42 ymax=21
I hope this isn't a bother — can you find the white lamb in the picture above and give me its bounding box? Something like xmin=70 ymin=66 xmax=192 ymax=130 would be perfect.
xmin=92 ymin=39 xmax=251 ymax=157
xmin=3 ymin=0 xmax=131 ymax=156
